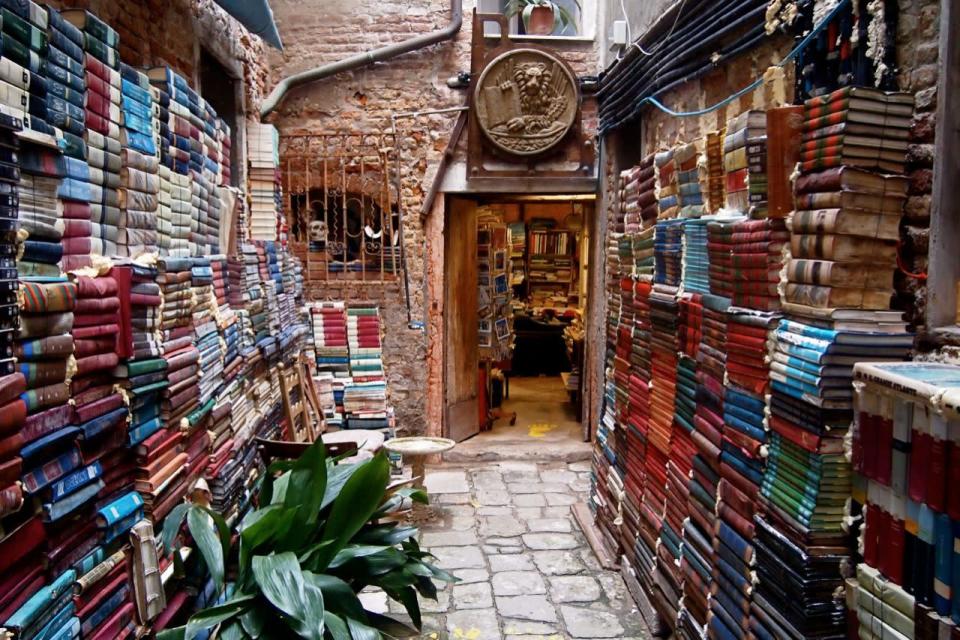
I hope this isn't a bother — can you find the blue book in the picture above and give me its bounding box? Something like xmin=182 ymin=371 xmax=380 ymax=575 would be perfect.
xmin=120 ymin=78 xmax=151 ymax=106
xmin=935 ymin=513 xmax=953 ymax=615
xmin=57 ymin=177 xmax=90 ymax=201
xmin=43 ymin=479 xmax=103 ymax=522
xmin=30 ymin=599 xmax=74 ymax=640
xmin=19 ymin=426 xmax=82 ymax=463
xmin=21 ymin=447 xmax=82 ymax=493
xmin=49 ymin=616 xmax=80 ymax=640
xmin=103 ymin=509 xmax=143 ymax=543
xmin=47 ymin=462 xmax=102 ymax=501
xmin=127 ymin=417 xmax=161 ymax=447
xmin=77 ymin=407 xmax=128 ymax=441
xmin=80 ymin=584 xmax=128 ymax=636
xmin=97 ymin=491 xmax=144 ymax=527
xmin=3 ymin=569 xmax=76 ymax=631
xmin=74 ymin=546 xmax=106 ymax=576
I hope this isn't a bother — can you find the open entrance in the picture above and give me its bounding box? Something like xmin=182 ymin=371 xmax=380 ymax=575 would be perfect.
xmin=443 ymin=194 xmax=595 ymax=458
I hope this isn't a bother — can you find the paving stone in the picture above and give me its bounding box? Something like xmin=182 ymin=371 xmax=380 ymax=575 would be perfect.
xmin=544 ymin=492 xmax=578 ymax=506
xmin=484 ymin=544 xmax=523 ymax=554
xmin=542 ymin=506 xmax=572 ymax=518
xmin=489 ymin=553 xmax=536 ymax=573
xmin=502 ymin=469 xmax=541 ymax=483
xmin=492 ymin=570 xmax=547 ymax=596
xmin=560 ymin=605 xmax=625 ymax=638
xmin=420 ymin=588 xmax=451 ymax=613
xmin=513 ymin=493 xmax=547 ymax=507
xmin=416 ymin=614 xmax=445 ymax=639
xmin=568 ymin=461 xmax=592 ymax=472
xmin=527 ymin=518 xmax=572 ymax=533
xmin=438 ymin=493 xmax=472 ymax=505
xmin=501 ymin=621 xmax=562 ymax=635
xmin=452 ymin=581 xmax=494 ymax=609
xmin=522 ymin=533 xmax=580 ymax=550
xmin=596 ymin=572 xmax=628 ymax=601
xmin=449 ymin=516 xmax=476 ymax=531
xmin=569 ymin=478 xmax=592 ymax=492
xmin=486 ymin=536 xmax=523 ymax=546
xmin=514 ymin=507 xmax=543 ymax=521
xmin=478 ymin=505 xmax=513 ymax=516
xmin=421 ymin=530 xmax=479 ymax=547
xmin=473 ymin=470 xmax=507 ymax=490
xmin=447 ymin=607 xmax=502 ymax=639
xmin=498 ymin=461 xmax=540 ymax=472
xmin=425 ymin=470 xmax=470 ymax=494
xmin=579 ymin=548 xmax=602 ymax=572
xmin=476 ymin=489 xmax=511 ymax=506
xmin=432 ymin=545 xmax=485 ymax=569
xmin=442 ymin=504 xmax=476 ymax=517
xmin=507 ymin=482 xmax=571 ymax=494
xmin=532 ymin=550 xmax=586 ymax=575
xmin=454 ymin=568 xmax=491 ymax=584
xmin=548 ymin=576 xmax=602 ymax=603
xmin=357 ymin=589 xmax=388 ymax=614
xmin=540 ymin=469 xmax=578 ymax=484
xmin=480 ymin=516 xmax=527 ymax=538
xmin=496 ymin=595 xmax=558 ymax=622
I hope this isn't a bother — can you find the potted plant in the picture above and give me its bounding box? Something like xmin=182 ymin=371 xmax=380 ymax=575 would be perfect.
xmin=157 ymin=440 xmax=456 ymax=639
xmin=504 ymin=0 xmax=581 ymax=35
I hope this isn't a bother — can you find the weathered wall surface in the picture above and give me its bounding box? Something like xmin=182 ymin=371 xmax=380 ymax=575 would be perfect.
xmin=266 ymin=0 xmax=603 ymax=435
xmin=602 ymin=0 xmax=940 ymax=329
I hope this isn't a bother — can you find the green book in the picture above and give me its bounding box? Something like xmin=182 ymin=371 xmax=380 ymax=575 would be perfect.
xmin=2 ymin=9 xmax=48 ymax=53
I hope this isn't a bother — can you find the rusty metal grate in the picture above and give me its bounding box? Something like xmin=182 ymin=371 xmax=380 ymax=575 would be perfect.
xmin=280 ymin=132 xmax=402 ymax=285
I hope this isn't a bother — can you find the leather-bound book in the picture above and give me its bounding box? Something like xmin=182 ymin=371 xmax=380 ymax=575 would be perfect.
xmin=766 ymin=106 xmax=804 ymax=218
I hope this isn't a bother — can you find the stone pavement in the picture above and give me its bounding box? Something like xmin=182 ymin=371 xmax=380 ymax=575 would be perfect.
xmin=361 ymin=460 xmax=653 ymax=640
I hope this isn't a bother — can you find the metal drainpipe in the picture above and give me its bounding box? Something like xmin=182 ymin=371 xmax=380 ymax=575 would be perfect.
xmin=260 ymin=0 xmax=464 ymax=119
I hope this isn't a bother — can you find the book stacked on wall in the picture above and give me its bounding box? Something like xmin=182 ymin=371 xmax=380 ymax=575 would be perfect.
xmin=247 ymin=122 xmax=279 ymax=241
xmin=723 ymin=110 xmax=766 ymax=214
xmin=847 ymin=362 xmax=960 ymax=639
xmin=673 ymin=143 xmax=704 ymax=218
xmin=343 ymin=306 xmax=393 ymax=430
xmin=704 ymin=130 xmax=725 ymax=212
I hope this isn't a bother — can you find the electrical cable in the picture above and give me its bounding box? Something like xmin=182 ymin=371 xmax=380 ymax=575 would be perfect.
xmin=643 ymin=0 xmax=851 ymax=117
xmin=629 ymin=0 xmax=689 ymax=57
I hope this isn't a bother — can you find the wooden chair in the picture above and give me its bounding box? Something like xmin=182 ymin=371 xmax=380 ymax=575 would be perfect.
xmin=255 ymin=437 xmax=357 ymax=466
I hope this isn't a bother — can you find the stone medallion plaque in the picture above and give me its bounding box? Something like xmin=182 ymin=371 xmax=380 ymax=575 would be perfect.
xmin=474 ymin=48 xmax=578 ymax=157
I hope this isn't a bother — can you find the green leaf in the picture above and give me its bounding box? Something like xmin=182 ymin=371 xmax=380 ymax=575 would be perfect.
xmin=218 ymin=621 xmax=247 ymax=640
xmin=329 ymin=545 xmax=390 ymax=569
xmin=161 ymin=503 xmax=190 ymax=553
xmin=271 ymin=471 xmax=291 ymax=505
xmin=413 ymin=574 xmax=438 ymax=601
xmin=182 ymin=595 xmax=255 ymax=640
xmin=239 ymin=505 xmax=297 ymax=576
xmin=345 ymin=617 xmax=381 ymax=640
xmin=314 ymin=455 xmax=390 ymax=569
xmin=355 ymin=547 xmax=408 ymax=576
xmin=321 ymin=461 xmax=362 ymax=510
xmin=281 ymin=439 xmax=329 ymax=549
xmin=364 ymin=612 xmax=418 ymax=638
xmin=355 ymin=524 xmax=419 ymax=547
xmin=394 ymin=586 xmax=421 ymax=630
xmin=188 ymin=506 xmax=225 ymax=590
xmin=156 ymin=627 xmax=186 ymax=640
xmin=239 ymin=604 xmax=268 ymax=638
xmin=323 ymin=612 xmax=352 ymax=640
xmin=252 ymin=553 xmax=326 ymax=640
xmin=423 ymin=562 xmax=459 ymax=584
xmin=304 ymin=573 xmax=367 ymax=621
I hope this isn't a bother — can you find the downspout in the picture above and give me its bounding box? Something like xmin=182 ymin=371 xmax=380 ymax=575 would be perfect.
xmin=260 ymin=0 xmax=464 ymax=119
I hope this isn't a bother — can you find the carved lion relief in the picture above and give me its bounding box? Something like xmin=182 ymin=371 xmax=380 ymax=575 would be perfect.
xmin=474 ymin=48 xmax=578 ymax=157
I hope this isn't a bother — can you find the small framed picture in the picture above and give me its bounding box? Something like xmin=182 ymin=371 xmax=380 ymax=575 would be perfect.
xmin=492 ymin=227 xmax=507 ymax=246
xmin=479 ymin=331 xmax=492 ymax=348
xmin=479 ymin=273 xmax=490 ymax=287
xmin=494 ymin=250 xmax=506 ymax=271
xmin=495 ymin=317 xmax=510 ymax=341
xmin=494 ymin=273 xmax=508 ymax=294
xmin=477 ymin=229 xmax=491 ymax=246
xmin=479 ymin=319 xmax=492 ymax=333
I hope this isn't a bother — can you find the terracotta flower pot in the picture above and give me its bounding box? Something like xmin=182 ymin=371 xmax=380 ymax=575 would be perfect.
xmin=525 ymin=5 xmax=556 ymax=35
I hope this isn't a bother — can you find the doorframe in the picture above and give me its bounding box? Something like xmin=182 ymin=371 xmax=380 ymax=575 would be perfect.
xmin=431 ymin=193 xmax=603 ymax=443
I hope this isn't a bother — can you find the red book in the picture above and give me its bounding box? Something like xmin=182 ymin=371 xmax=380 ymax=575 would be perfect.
xmin=875 ymin=414 xmax=893 ymax=485
xmin=886 ymin=514 xmax=905 ymax=585
xmin=0 ymin=516 xmax=45 ymax=574
xmin=908 ymin=430 xmax=931 ymax=504
xmin=927 ymin=437 xmax=947 ymax=512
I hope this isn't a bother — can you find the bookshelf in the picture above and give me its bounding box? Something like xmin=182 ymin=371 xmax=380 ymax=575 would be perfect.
xmin=526 ymin=229 xmax=578 ymax=308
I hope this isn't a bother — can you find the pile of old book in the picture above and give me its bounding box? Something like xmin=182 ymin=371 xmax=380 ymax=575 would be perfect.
xmin=704 ymin=130 xmax=725 ymax=213
xmin=705 ymin=216 xmax=742 ymax=301
xmin=682 ymin=218 xmax=710 ymax=295
xmin=674 ymin=143 xmax=705 ymax=218
xmin=655 ymin=149 xmax=679 ymax=218
xmin=724 ymin=110 xmax=766 ymax=214
xmin=247 ymin=122 xmax=280 ymax=241
xmin=849 ymin=361 xmax=960 ymax=638
xmin=654 ymin=219 xmax=684 ymax=287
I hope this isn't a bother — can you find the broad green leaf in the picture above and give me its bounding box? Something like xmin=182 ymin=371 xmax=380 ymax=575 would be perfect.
xmin=160 ymin=503 xmax=190 ymax=553
xmin=328 ymin=545 xmax=390 ymax=569
xmin=423 ymin=562 xmax=459 ymax=584
xmin=239 ymin=604 xmax=268 ymax=638
xmin=182 ymin=594 xmax=255 ymax=640
xmin=304 ymin=572 xmax=366 ymax=621
xmin=239 ymin=505 xmax=297 ymax=575
xmin=156 ymin=627 xmax=186 ymax=640
xmin=315 ymin=455 xmax=390 ymax=569
xmin=394 ymin=487 xmax=428 ymax=504
xmin=356 ymin=548 xmax=408 ymax=576
xmin=413 ymin=574 xmax=438 ymax=601
xmin=188 ymin=506 xmax=225 ymax=590
xmin=324 ymin=612 xmax=352 ymax=640
xmin=375 ymin=568 xmax=419 ymax=592
xmin=259 ymin=459 xmax=296 ymax=506
xmin=346 ymin=617 xmax=382 ymax=640
xmin=394 ymin=586 xmax=421 ymax=630
xmin=271 ymin=471 xmax=291 ymax=505
xmin=198 ymin=505 xmax=232 ymax=564
xmin=218 ymin=621 xmax=247 ymax=640
xmin=405 ymin=562 xmax=435 ymax=579
xmin=320 ymin=462 xmax=362 ymax=510
xmin=364 ymin=612 xmax=418 ymax=638
xmin=355 ymin=524 xmax=418 ymax=546
xmin=299 ymin=539 xmax=335 ymax=571
xmin=283 ymin=439 xmax=327 ymax=528
xmin=252 ymin=553 xmax=326 ymax=640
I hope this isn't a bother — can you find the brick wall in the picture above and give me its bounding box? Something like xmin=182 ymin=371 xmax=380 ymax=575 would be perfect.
xmin=266 ymin=0 xmax=602 ymax=435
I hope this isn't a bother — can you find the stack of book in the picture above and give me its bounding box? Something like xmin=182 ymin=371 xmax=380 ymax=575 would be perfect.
xmin=247 ymin=122 xmax=279 ymax=240
xmin=218 ymin=119 xmax=232 ymax=186
xmin=704 ymin=130 xmax=725 ymax=213
xmin=850 ymin=361 xmax=960 ymax=636
xmin=723 ymin=110 xmax=766 ymax=214
xmin=343 ymin=306 xmax=392 ymax=430
xmin=786 ymin=167 xmax=907 ymax=311
xmin=682 ymin=218 xmax=710 ymax=294
xmin=674 ymin=142 xmax=704 ymax=218
xmin=705 ymin=217 xmax=743 ymax=301
xmin=849 ymin=563 xmax=918 ymax=640
xmin=19 ymin=140 xmax=65 ymax=280
xmin=654 ymin=149 xmax=678 ymax=218
xmin=620 ymin=153 xmax=657 ymax=230
xmin=731 ymin=218 xmax=788 ymax=311
xmin=118 ymin=64 xmax=159 ymax=258
xmin=653 ymin=219 xmax=684 ymax=287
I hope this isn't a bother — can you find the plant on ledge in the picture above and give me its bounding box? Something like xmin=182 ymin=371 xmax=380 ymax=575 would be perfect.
xmin=504 ymin=0 xmax=581 ymax=35
xmin=158 ymin=440 xmax=456 ymax=640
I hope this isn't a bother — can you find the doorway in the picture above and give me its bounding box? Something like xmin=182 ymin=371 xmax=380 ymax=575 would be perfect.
xmin=442 ymin=195 xmax=594 ymax=458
